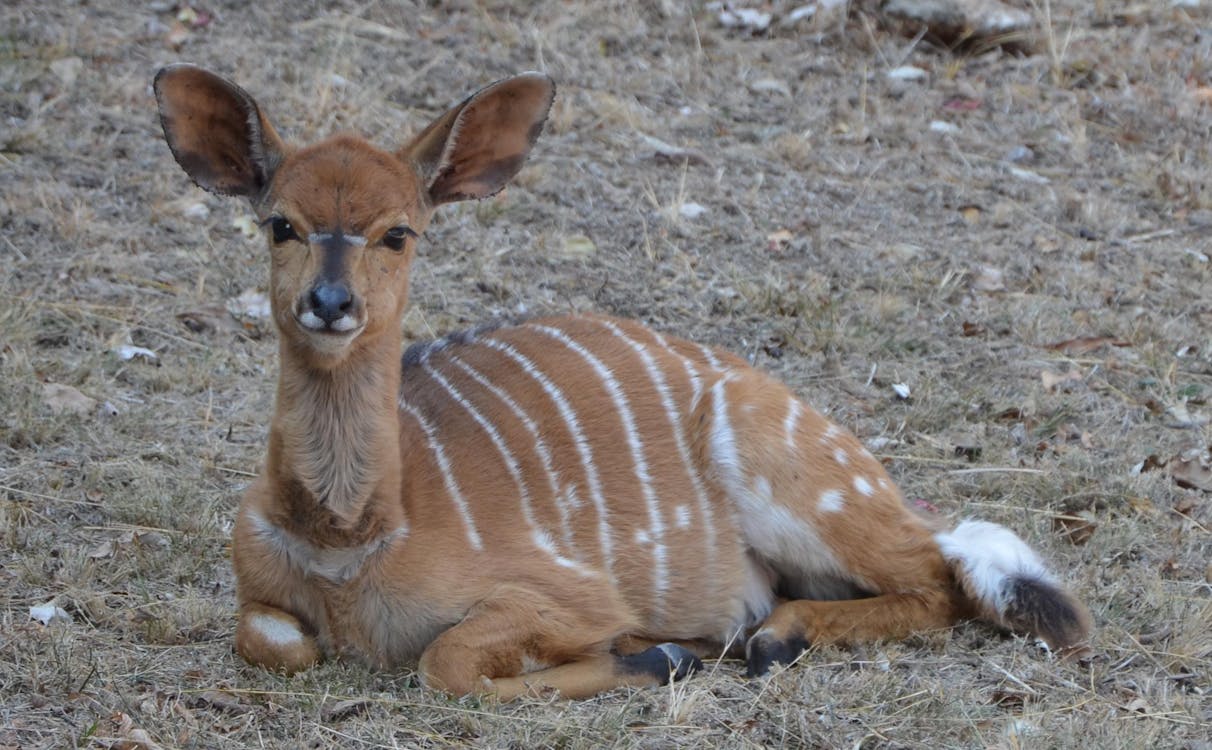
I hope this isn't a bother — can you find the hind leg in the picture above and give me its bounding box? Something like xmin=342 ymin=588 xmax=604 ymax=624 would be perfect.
xmin=745 ymin=589 xmax=970 ymax=676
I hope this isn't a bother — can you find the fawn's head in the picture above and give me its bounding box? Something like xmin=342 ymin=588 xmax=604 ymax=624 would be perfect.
xmin=154 ymin=65 xmax=554 ymax=369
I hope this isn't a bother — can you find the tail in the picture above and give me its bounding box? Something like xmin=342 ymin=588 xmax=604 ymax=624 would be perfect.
xmin=935 ymin=520 xmax=1091 ymax=651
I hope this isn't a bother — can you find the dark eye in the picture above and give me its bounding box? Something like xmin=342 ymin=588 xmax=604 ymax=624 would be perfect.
xmin=268 ymin=216 xmax=299 ymax=244
xmin=383 ymin=225 xmax=417 ymax=252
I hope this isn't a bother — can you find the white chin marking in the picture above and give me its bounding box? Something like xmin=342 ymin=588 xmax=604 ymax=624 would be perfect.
xmin=298 ymin=310 xmax=326 ymax=330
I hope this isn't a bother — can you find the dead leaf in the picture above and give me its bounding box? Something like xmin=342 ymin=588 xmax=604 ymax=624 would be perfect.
xmin=88 ymin=540 xmax=117 ymax=559
xmin=226 ymin=289 xmax=272 ymax=320
xmin=1041 ymin=369 xmax=1082 ymax=391
xmin=1053 ymin=511 xmax=1098 ymax=545
xmin=111 ymin=711 xmax=164 ymax=750
xmin=1126 ymin=496 xmax=1156 ymax=515
xmin=972 ymin=265 xmax=1005 ymax=292
xmin=177 ymin=305 xmax=246 ymax=336
xmin=1120 ymin=697 xmax=1152 ymax=714
xmin=942 ymin=97 xmax=982 ymax=112
xmin=959 ymin=204 xmax=982 ymax=224
xmin=637 ymin=133 xmax=710 ymax=166
xmin=558 ymin=234 xmax=596 ymax=259
xmin=1171 ymin=446 xmax=1212 ymax=491
xmin=961 ymin=321 xmax=986 ymax=337
xmin=322 ymin=698 xmax=371 ymax=722
xmin=1166 ymin=401 xmax=1209 ymax=428
xmin=231 ymin=215 xmax=259 ymax=240
xmin=1044 ymin=336 xmax=1131 ymax=355
xmin=42 ymin=383 xmax=96 ymax=416
xmin=1132 ymin=454 xmax=1167 ymax=475
xmin=192 ymin=690 xmax=249 ymax=715
xmin=29 ymin=601 xmax=71 ymax=625
xmin=766 ymin=229 xmax=793 ymax=251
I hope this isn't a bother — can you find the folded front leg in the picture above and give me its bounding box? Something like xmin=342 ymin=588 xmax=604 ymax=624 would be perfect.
xmin=235 ymin=602 xmax=321 ymax=674
xmin=417 ymin=584 xmax=700 ymax=700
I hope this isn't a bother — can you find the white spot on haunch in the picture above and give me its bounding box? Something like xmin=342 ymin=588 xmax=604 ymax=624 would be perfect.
xmin=249 ymin=613 xmax=303 ymax=648
xmin=820 ymin=423 xmax=841 ymax=444
xmin=834 ymin=447 xmax=849 ymax=465
xmin=783 ymin=397 xmax=802 ymax=454
xmin=853 ymin=476 xmax=874 ymax=497
xmin=818 ymin=489 xmax=845 ymax=513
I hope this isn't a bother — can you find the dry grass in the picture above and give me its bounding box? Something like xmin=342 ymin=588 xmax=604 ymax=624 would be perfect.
xmin=2 ymin=0 xmax=1210 ymax=747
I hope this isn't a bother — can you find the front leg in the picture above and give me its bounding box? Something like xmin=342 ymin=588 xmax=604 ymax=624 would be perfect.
xmin=418 ymin=584 xmax=701 ymax=700
xmin=235 ymin=601 xmax=321 ymax=674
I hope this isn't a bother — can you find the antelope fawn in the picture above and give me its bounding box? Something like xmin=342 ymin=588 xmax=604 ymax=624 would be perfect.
xmin=155 ymin=65 xmax=1090 ymax=699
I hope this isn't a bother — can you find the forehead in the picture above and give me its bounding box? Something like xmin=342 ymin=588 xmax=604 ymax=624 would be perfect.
xmin=270 ymin=135 xmax=420 ymax=230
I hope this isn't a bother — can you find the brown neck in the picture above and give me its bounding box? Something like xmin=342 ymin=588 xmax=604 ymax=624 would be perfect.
xmin=268 ymin=331 xmax=405 ymax=532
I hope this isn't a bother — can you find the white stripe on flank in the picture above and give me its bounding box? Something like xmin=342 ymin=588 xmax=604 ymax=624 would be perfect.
xmin=783 ymin=397 xmax=802 ymax=454
xmin=697 ymin=342 xmax=724 ymax=372
xmin=421 ymin=361 xmax=591 ymax=575
xmin=446 ymin=355 xmax=579 ymax=557
xmin=530 ymin=323 xmax=669 ymax=610
xmin=477 ymin=336 xmax=616 ymax=577
xmin=710 ymin=378 xmax=745 ymax=492
xmin=595 ymin=318 xmax=717 ymax=557
xmin=652 ymin=330 xmax=706 ymax=414
xmin=398 ymin=399 xmax=483 ymax=550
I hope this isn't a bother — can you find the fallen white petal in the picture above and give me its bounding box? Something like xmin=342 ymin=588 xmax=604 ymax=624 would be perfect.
xmin=115 ymin=345 xmax=158 ymax=362
xmin=30 ymin=602 xmax=71 ymax=625
xmin=183 ymin=202 xmax=210 ymax=221
xmin=679 ymin=202 xmax=709 ymax=219
xmin=887 ymin=66 xmax=927 ymax=81
xmin=892 ymin=383 xmax=911 ymax=399
xmin=1008 ymin=166 xmax=1049 ymax=184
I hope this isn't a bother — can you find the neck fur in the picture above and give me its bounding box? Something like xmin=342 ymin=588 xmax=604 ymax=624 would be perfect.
xmin=272 ymin=336 xmax=402 ymax=529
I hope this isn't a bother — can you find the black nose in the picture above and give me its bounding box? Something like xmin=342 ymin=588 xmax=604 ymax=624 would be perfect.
xmin=309 ymin=282 xmax=353 ymax=323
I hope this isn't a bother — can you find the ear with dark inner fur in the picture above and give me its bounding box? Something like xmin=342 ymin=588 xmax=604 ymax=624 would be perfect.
xmin=154 ymin=64 xmax=286 ymax=199
xmin=400 ymin=73 xmax=555 ymax=206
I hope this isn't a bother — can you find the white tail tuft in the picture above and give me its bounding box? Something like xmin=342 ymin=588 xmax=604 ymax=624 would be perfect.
xmin=935 ymin=520 xmax=1051 ymax=620
xmin=935 ymin=520 xmax=1089 ymax=649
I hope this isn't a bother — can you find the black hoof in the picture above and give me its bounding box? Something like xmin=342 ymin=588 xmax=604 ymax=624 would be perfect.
xmin=745 ymin=630 xmax=808 ymax=677
xmin=619 ymin=643 xmax=703 ymax=685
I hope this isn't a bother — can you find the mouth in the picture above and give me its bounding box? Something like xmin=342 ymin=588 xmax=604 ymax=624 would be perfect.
xmin=294 ymin=311 xmax=365 ymax=341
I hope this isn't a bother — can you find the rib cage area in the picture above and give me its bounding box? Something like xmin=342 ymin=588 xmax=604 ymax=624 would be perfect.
xmin=397 ymin=314 xmax=757 ymax=636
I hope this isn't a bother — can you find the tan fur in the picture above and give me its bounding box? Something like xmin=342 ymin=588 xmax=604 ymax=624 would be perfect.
xmin=155 ymin=66 xmax=1091 ymax=698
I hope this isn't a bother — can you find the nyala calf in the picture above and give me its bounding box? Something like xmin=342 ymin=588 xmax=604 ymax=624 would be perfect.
xmin=154 ymin=65 xmax=1090 ymax=698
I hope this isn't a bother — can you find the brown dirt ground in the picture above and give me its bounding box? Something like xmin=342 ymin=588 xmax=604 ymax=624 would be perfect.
xmin=2 ymin=1 xmax=1211 ymax=747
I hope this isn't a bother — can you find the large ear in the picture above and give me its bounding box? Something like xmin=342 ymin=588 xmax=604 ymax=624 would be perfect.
xmin=154 ymin=64 xmax=286 ymax=199
xmin=400 ymin=73 xmax=555 ymax=206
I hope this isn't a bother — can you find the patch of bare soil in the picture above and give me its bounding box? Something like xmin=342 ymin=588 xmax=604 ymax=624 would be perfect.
xmin=1 ymin=1 xmax=1209 ymax=747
